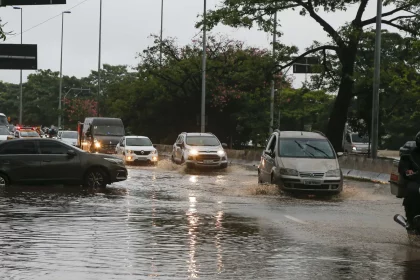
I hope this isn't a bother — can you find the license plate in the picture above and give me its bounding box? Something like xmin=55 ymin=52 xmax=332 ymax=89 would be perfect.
xmin=203 ymin=160 xmax=213 ymax=164
xmin=304 ymin=180 xmax=322 ymax=185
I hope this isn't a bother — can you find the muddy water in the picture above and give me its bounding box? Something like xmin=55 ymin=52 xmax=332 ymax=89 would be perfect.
xmin=0 ymin=161 xmax=418 ymax=279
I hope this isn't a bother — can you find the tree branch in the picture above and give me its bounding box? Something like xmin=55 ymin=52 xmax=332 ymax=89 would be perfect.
xmin=388 ymin=15 xmax=417 ymax=22
xmin=298 ymin=0 xmax=346 ymax=48
xmin=361 ymin=4 xmax=412 ymax=26
xmin=382 ymin=20 xmax=417 ymax=35
xmin=276 ymin=45 xmax=339 ymax=71
xmin=354 ymin=0 xmax=369 ymax=25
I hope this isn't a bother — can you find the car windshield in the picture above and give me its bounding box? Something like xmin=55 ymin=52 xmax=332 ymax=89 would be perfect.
xmin=186 ymin=136 xmax=220 ymax=146
xmin=93 ymin=125 xmax=124 ymax=136
xmin=0 ymin=127 xmax=9 ymax=135
xmin=126 ymin=138 xmax=152 ymax=146
xmin=351 ymin=133 xmax=368 ymax=143
xmin=0 ymin=116 xmax=8 ymax=126
xmin=279 ymin=138 xmax=336 ymax=159
xmin=21 ymin=131 xmax=39 ymax=137
xmin=62 ymin=131 xmax=78 ymax=139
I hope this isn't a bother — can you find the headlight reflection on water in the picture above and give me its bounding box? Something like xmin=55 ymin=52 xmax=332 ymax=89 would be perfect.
xmin=187 ymin=196 xmax=199 ymax=278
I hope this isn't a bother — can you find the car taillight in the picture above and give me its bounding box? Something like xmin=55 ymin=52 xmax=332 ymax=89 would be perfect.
xmin=390 ymin=173 xmax=399 ymax=181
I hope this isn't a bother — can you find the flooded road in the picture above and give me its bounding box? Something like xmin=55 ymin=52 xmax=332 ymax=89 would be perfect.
xmin=0 ymin=161 xmax=419 ymax=279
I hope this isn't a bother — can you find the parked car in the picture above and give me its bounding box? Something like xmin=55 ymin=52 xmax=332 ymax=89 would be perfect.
xmin=171 ymin=132 xmax=228 ymax=169
xmin=0 ymin=138 xmax=127 ymax=188
xmin=115 ymin=136 xmax=158 ymax=165
xmin=258 ymin=130 xmax=343 ymax=195
xmin=58 ymin=130 xmax=78 ymax=146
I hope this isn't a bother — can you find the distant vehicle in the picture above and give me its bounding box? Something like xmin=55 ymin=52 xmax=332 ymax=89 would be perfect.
xmin=0 ymin=126 xmax=12 ymax=143
xmin=14 ymin=127 xmax=40 ymax=139
xmin=58 ymin=131 xmax=78 ymax=146
xmin=115 ymin=136 xmax=158 ymax=165
xmin=171 ymin=132 xmax=228 ymax=169
xmin=78 ymin=117 xmax=125 ymax=154
xmin=0 ymin=138 xmax=127 ymax=188
xmin=343 ymin=132 xmax=370 ymax=154
xmin=0 ymin=113 xmax=9 ymax=127
xmin=258 ymin=130 xmax=343 ymax=195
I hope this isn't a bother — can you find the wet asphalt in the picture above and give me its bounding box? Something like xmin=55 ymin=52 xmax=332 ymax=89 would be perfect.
xmin=0 ymin=160 xmax=419 ymax=280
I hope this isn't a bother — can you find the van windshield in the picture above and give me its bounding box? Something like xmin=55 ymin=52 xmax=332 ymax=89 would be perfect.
xmin=62 ymin=131 xmax=78 ymax=139
xmin=351 ymin=133 xmax=368 ymax=143
xmin=0 ymin=116 xmax=8 ymax=126
xmin=279 ymin=138 xmax=336 ymax=159
xmin=93 ymin=125 xmax=124 ymax=136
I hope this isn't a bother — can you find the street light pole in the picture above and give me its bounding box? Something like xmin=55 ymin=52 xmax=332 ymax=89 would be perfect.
xmin=270 ymin=12 xmax=277 ymax=134
xmin=14 ymin=7 xmax=23 ymax=125
xmin=58 ymin=11 xmax=71 ymax=129
xmin=370 ymin=0 xmax=382 ymax=159
xmin=97 ymin=0 xmax=102 ymax=117
xmin=159 ymin=0 xmax=164 ymax=66
xmin=200 ymin=0 xmax=207 ymax=133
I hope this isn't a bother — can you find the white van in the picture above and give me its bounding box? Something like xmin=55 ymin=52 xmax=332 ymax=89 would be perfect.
xmin=258 ymin=130 xmax=343 ymax=195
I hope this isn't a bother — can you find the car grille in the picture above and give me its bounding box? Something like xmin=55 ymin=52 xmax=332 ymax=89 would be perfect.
xmin=134 ymin=151 xmax=151 ymax=156
xmin=299 ymin=172 xmax=324 ymax=178
xmin=196 ymin=154 xmax=220 ymax=161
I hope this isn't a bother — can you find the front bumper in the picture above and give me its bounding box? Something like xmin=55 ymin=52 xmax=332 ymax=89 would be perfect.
xmin=274 ymin=173 xmax=343 ymax=193
xmin=186 ymin=154 xmax=228 ymax=168
xmin=124 ymin=153 xmax=158 ymax=163
xmin=108 ymin=165 xmax=128 ymax=182
xmin=93 ymin=145 xmax=117 ymax=154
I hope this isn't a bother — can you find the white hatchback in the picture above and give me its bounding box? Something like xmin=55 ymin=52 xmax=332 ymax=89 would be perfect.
xmin=58 ymin=131 xmax=78 ymax=146
xmin=115 ymin=136 xmax=158 ymax=165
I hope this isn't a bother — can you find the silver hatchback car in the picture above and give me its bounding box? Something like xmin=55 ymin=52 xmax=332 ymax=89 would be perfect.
xmin=258 ymin=130 xmax=343 ymax=195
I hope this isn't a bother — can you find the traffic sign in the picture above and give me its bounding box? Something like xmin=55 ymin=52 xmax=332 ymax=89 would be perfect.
xmin=0 ymin=0 xmax=66 ymax=6
xmin=0 ymin=44 xmax=37 ymax=70
xmin=292 ymin=56 xmax=321 ymax=74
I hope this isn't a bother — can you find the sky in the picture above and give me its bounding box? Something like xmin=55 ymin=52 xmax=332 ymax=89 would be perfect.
xmin=0 ymin=0 xmax=396 ymax=88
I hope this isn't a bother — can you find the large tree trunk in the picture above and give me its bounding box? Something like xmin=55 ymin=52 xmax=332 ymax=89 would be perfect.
xmin=326 ymin=48 xmax=357 ymax=152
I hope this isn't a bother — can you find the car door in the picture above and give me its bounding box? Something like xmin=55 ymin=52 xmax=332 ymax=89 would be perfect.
xmin=0 ymin=140 xmax=42 ymax=183
xmin=261 ymin=135 xmax=277 ymax=182
xmin=173 ymin=136 xmax=180 ymax=161
xmin=38 ymin=140 xmax=82 ymax=183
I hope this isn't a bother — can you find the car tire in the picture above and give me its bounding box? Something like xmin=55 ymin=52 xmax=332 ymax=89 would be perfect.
xmin=258 ymin=170 xmax=263 ymax=184
xmin=220 ymin=163 xmax=228 ymax=169
xmin=0 ymin=173 xmax=10 ymax=188
xmin=186 ymin=162 xmax=194 ymax=169
xmin=84 ymin=168 xmax=108 ymax=189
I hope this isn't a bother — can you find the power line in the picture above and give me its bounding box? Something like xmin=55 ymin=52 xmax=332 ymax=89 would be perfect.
xmin=3 ymin=0 xmax=91 ymax=42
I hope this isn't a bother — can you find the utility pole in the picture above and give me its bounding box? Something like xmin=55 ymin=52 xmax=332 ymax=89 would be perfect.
xmin=97 ymin=0 xmax=102 ymax=117
xmin=269 ymin=12 xmax=277 ymax=134
xmin=200 ymin=0 xmax=207 ymax=133
xmin=58 ymin=11 xmax=71 ymax=129
xmin=13 ymin=7 xmax=23 ymax=124
xmin=370 ymin=0 xmax=382 ymax=159
xmin=159 ymin=0 xmax=164 ymax=66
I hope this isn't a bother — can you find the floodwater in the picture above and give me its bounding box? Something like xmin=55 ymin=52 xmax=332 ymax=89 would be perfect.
xmin=0 ymin=160 xmax=419 ymax=279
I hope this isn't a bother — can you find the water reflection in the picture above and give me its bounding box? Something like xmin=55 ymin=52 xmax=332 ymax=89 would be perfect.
xmin=187 ymin=196 xmax=199 ymax=278
xmin=215 ymin=210 xmax=224 ymax=273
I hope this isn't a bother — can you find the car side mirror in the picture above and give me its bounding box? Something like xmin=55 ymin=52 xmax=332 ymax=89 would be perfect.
xmin=337 ymin=152 xmax=344 ymax=157
xmin=264 ymin=150 xmax=273 ymax=157
xmin=121 ymin=143 xmax=125 ymax=147
xmin=67 ymin=150 xmax=77 ymax=157
xmin=222 ymin=143 xmax=228 ymax=148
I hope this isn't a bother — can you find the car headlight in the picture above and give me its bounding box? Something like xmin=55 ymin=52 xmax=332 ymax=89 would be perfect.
xmin=94 ymin=142 xmax=101 ymax=148
xmin=217 ymin=150 xmax=226 ymax=156
xmin=352 ymin=146 xmax=357 ymax=151
xmin=126 ymin=150 xmax=132 ymax=154
xmin=326 ymin=169 xmax=341 ymax=177
xmin=279 ymin=168 xmax=299 ymax=176
xmin=151 ymin=149 xmax=157 ymax=154
xmin=104 ymin=157 xmax=124 ymax=165
xmin=189 ymin=149 xmax=198 ymax=156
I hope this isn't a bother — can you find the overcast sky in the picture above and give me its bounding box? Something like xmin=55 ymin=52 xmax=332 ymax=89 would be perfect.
xmin=0 ymin=0 xmax=392 ymax=87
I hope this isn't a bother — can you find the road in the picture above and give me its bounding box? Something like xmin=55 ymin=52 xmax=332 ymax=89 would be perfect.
xmin=0 ymin=160 xmax=419 ymax=280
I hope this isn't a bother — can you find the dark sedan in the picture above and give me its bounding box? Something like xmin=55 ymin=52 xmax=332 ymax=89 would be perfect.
xmin=0 ymin=138 xmax=127 ymax=188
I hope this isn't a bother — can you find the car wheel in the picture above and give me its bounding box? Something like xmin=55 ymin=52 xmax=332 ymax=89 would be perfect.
xmin=0 ymin=173 xmax=9 ymax=187
xmin=258 ymin=170 xmax=263 ymax=184
xmin=84 ymin=168 xmax=108 ymax=189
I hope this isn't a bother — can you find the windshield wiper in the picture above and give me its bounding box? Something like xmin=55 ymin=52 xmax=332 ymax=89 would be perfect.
xmin=306 ymin=144 xmax=331 ymax=158
xmin=294 ymin=141 xmax=315 ymax=157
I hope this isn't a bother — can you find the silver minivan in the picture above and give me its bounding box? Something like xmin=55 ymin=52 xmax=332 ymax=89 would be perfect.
xmin=258 ymin=130 xmax=343 ymax=195
xmin=343 ymin=132 xmax=370 ymax=154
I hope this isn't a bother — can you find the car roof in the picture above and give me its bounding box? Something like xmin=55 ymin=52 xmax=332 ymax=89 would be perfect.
xmin=277 ymin=131 xmax=326 ymax=139
xmin=182 ymin=133 xmax=215 ymax=137
xmin=125 ymin=136 xmax=149 ymax=139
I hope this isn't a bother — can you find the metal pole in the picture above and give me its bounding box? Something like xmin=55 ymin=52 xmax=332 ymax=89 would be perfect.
xmin=269 ymin=12 xmax=277 ymax=134
xmin=58 ymin=12 xmax=65 ymax=129
xmin=159 ymin=0 xmax=163 ymax=66
xmin=19 ymin=8 xmax=22 ymax=125
xmin=200 ymin=0 xmax=207 ymax=133
xmin=370 ymin=0 xmax=382 ymax=159
xmin=97 ymin=0 xmax=102 ymax=117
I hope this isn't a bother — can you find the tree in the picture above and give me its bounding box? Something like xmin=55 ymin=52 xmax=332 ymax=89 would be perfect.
xmin=198 ymin=0 xmax=420 ymax=151
xmin=63 ymin=98 xmax=97 ymax=125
